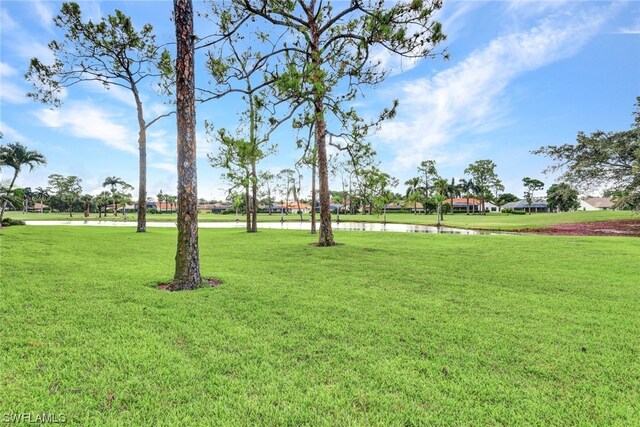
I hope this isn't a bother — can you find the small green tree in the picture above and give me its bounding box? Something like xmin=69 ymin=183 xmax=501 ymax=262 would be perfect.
xmin=418 ymin=160 xmax=438 ymax=215
xmin=522 ymin=177 xmax=545 ymax=214
xmin=464 ymin=160 xmax=501 ymax=215
xmin=48 ymin=174 xmax=82 ymax=217
xmin=547 ymin=183 xmax=579 ymax=212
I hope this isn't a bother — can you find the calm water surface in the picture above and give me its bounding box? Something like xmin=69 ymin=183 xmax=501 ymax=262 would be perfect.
xmin=24 ymin=220 xmax=503 ymax=235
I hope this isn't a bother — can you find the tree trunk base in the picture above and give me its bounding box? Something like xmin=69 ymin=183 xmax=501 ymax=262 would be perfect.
xmin=160 ymin=277 xmax=221 ymax=291
xmin=310 ymin=241 xmax=341 ymax=247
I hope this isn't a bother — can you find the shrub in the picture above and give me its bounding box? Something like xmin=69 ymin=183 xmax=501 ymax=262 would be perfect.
xmin=1 ymin=218 xmax=26 ymax=227
xmin=502 ymin=208 xmax=526 ymax=215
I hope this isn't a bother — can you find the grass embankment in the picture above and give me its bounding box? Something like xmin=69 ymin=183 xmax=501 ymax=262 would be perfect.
xmin=1 ymin=227 xmax=638 ymax=424
xmin=7 ymin=209 xmax=634 ymax=230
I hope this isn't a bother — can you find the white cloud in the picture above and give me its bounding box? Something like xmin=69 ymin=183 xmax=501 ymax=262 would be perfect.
xmin=86 ymin=79 xmax=136 ymax=108
xmin=617 ymin=16 xmax=640 ymax=34
xmin=0 ymin=81 xmax=29 ymax=104
xmin=0 ymin=8 xmax=18 ymax=31
xmin=35 ymin=102 xmax=137 ymax=154
xmin=0 ymin=121 xmax=29 ymax=143
xmin=504 ymin=0 xmax=571 ymax=17
xmin=33 ymin=0 xmax=53 ymax=32
xmin=378 ymin=4 xmax=615 ymax=174
xmin=0 ymin=62 xmax=18 ymax=77
xmin=437 ymin=1 xmax=485 ymax=42
xmin=148 ymin=129 xmax=175 ymax=157
xmin=149 ymin=102 xmax=172 ymax=118
xmin=152 ymin=162 xmax=176 ymax=173
xmin=11 ymin=40 xmax=55 ymax=63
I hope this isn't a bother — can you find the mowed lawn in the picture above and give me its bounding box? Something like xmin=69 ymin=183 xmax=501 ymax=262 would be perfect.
xmin=1 ymin=226 xmax=639 ymax=425
xmin=8 ymin=209 xmax=635 ymax=230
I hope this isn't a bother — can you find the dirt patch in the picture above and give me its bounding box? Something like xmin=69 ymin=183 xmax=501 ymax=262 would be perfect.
xmin=157 ymin=278 xmax=222 ymax=291
xmin=522 ymin=219 xmax=640 ymax=237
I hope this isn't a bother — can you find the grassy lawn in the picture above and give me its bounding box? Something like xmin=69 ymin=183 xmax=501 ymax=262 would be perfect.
xmin=7 ymin=209 xmax=635 ymax=230
xmin=1 ymin=226 xmax=638 ymax=424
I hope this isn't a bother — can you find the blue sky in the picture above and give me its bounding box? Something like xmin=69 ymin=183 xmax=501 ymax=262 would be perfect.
xmin=1 ymin=0 xmax=639 ymax=201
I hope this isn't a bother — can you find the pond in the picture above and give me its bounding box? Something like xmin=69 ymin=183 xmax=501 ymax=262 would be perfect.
xmin=23 ymin=220 xmax=504 ymax=235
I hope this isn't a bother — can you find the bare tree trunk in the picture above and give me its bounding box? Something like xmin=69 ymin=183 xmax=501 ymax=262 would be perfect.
xmin=311 ymin=148 xmax=317 ymax=234
xmin=245 ymin=179 xmax=251 ymax=232
xmin=171 ymin=0 xmax=201 ymax=290
xmin=314 ymin=102 xmax=334 ymax=246
xmin=294 ymin=182 xmax=303 ymax=221
xmin=250 ymin=161 xmax=258 ymax=233
xmin=133 ymin=90 xmax=147 ymax=233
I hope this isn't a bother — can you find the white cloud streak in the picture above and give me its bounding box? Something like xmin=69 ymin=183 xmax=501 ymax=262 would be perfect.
xmin=33 ymin=0 xmax=54 ymax=32
xmin=35 ymin=102 xmax=137 ymax=154
xmin=0 ymin=62 xmax=18 ymax=77
xmin=378 ymin=4 xmax=616 ymax=173
xmin=0 ymin=81 xmax=29 ymax=104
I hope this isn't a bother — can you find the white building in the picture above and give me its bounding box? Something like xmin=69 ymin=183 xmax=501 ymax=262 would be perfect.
xmin=579 ymin=197 xmax=614 ymax=211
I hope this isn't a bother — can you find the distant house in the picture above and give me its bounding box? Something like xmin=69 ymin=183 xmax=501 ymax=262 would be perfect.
xmin=502 ymin=199 xmax=550 ymax=213
xmin=383 ymin=201 xmax=424 ymax=213
xmin=580 ymin=197 xmax=614 ymax=211
xmin=277 ymin=202 xmax=312 ymax=214
xmin=444 ymin=198 xmax=499 ymax=213
xmin=209 ymin=203 xmax=233 ymax=213
xmin=152 ymin=202 xmax=176 ymax=213
xmin=198 ymin=203 xmax=222 ymax=212
xmin=30 ymin=203 xmax=49 ymax=212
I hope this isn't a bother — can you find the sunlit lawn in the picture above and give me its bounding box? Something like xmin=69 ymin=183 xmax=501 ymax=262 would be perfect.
xmin=1 ymin=226 xmax=638 ymax=424
xmin=7 ymin=209 xmax=635 ymax=230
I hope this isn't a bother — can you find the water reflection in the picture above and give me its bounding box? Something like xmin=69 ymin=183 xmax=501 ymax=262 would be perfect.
xmin=24 ymin=220 xmax=500 ymax=235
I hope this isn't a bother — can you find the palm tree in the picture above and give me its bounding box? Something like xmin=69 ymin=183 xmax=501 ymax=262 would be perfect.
xmin=21 ymin=187 xmax=34 ymax=214
xmin=94 ymin=191 xmax=111 ymax=218
xmin=156 ymin=190 xmax=165 ymax=213
xmin=34 ymin=187 xmax=50 ymax=213
xmin=459 ymin=178 xmax=479 ymax=215
xmin=0 ymin=142 xmax=47 ymax=221
xmin=404 ymin=177 xmax=421 ymax=214
xmin=433 ymin=178 xmax=449 ymax=223
xmin=445 ymin=178 xmax=460 ymax=216
xmin=80 ymin=194 xmax=93 ymax=217
xmin=166 ymin=195 xmax=177 ymax=213
xmin=103 ymin=176 xmax=132 ymax=217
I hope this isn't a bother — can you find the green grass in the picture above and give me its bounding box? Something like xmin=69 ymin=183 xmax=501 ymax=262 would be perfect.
xmin=1 ymin=226 xmax=638 ymax=424
xmin=7 ymin=209 xmax=635 ymax=230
